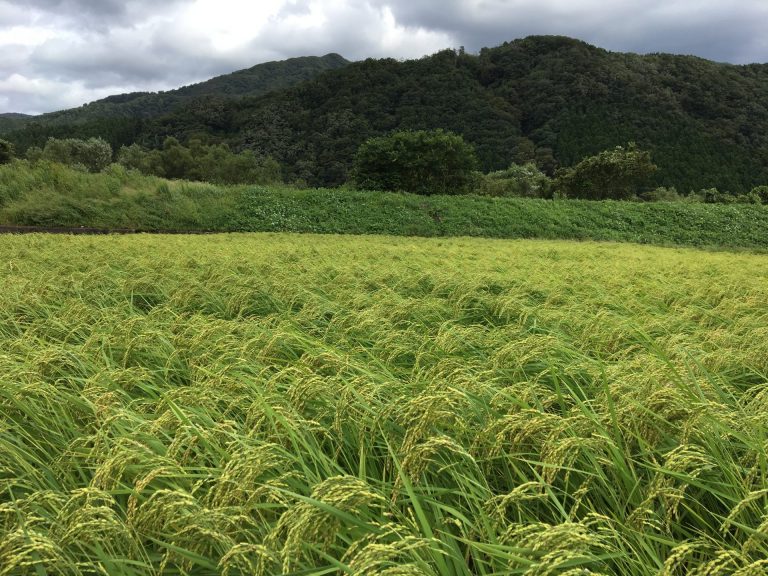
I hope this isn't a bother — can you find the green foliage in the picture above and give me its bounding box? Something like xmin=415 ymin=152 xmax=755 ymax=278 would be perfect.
xmin=117 ymin=139 xmax=282 ymax=185
xmin=478 ymin=162 xmax=552 ymax=197
xmin=0 ymin=54 xmax=350 ymax=137
xmin=40 ymin=137 xmax=113 ymax=172
xmin=751 ymin=185 xmax=768 ymax=204
xmin=555 ymin=144 xmax=657 ymax=200
xmin=117 ymin=142 xmax=162 ymax=174
xmin=1 ymin=161 xmax=768 ymax=249
xmin=0 ymin=139 xmax=14 ymax=164
xmin=159 ymin=136 xmax=195 ymax=179
xmin=25 ymin=145 xmax=43 ymax=163
xmin=7 ymin=37 xmax=768 ymax=192
xmin=689 ymin=187 xmax=738 ymax=204
xmin=353 ymin=129 xmax=478 ymax=195
xmin=639 ymin=186 xmax=682 ymax=202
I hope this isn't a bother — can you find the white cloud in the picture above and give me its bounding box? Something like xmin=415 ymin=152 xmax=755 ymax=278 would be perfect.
xmin=1 ymin=0 xmax=767 ymax=114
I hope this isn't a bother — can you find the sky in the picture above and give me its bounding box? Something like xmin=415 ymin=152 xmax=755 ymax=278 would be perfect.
xmin=1 ymin=0 xmax=767 ymax=115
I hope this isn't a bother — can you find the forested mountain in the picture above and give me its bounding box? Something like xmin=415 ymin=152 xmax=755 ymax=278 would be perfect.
xmin=6 ymin=37 xmax=768 ymax=192
xmin=0 ymin=53 xmax=349 ymax=132
xmin=0 ymin=113 xmax=31 ymax=134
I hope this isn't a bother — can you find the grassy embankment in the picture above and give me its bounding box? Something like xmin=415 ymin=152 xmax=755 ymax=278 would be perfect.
xmin=1 ymin=233 xmax=767 ymax=574
xmin=2 ymin=160 xmax=768 ymax=248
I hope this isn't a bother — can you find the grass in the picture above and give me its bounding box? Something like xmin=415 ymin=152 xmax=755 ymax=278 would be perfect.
xmin=1 ymin=232 xmax=767 ymax=574
xmin=2 ymin=160 xmax=768 ymax=249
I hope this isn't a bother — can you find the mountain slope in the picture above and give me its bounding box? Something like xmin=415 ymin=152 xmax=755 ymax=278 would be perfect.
xmin=6 ymin=37 xmax=768 ymax=193
xmin=0 ymin=53 xmax=349 ymax=133
xmin=138 ymin=36 xmax=768 ymax=191
xmin=0 ymin=113 xmax=31 ymax=134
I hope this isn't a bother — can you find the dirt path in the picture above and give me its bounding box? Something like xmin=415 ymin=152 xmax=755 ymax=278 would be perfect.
xmin=0 ymin=225 xmax=217 ymax=235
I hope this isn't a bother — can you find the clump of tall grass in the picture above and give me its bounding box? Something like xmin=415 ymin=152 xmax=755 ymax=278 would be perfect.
xmin=1 ymin=233 xmax=767 ymax=574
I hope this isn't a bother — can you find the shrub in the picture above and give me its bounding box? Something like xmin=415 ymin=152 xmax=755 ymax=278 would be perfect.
xmin=0 ymin=139 xmax=14 ymax=164
xmin=750 ymin=185 xmax=768 ymax=204
xmin=694 ymin=188 xmax=736 ymax=204
xmin=639 ymin=186 xmax=681 ymax=202
xmin=352 ymin=129 xmax=478 ymax=195
xmin=25 ymin=146 xmax=43 ymax=163
xmin=478 ymin=162 xmax=552 ymax=198
xmin=555 ymin=143 xmax=657 ymax=200
xmin=41 ymin=137 xmax=113 ymax=173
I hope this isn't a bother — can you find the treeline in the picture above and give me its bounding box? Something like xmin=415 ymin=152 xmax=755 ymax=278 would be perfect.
xmin=1 ymin=136 xmax=280 ymax=185
xmin=4 ymin=36 xmax=768 ymax=194
xmin=351 ymin=130 xmax=768 ymax=204
xmin=117 ymin=138 xmax=281 ymax=185
xmin=4 ymin=132 xmax=767 ymax=205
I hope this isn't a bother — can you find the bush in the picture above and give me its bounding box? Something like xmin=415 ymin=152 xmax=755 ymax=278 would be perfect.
xmin=25 ymin=146 xmax=43 ymax=163
xmin=478 ymin=163 xmax=552 ymax=198
xmin=118 ymin=143 xmax=163 ymax=175
xmin=750 ymin=185 xmax=768 ymax=204
xmin=118 ymin=140 xmax=282 ymax=185
xmin=555 ymin=144 xmax=657 ymax=200
xmin=0 ymin=139 xmax=14 ymax=164
xmin=693 ymin=188 xmax=737 ymax=204
xmin=41 ymin=137 xmax=113 ymax=173
xmin=352 ymin=129 xmax=478 ymax=195
xmin=639 ymin=186 xmax=681 ymax=202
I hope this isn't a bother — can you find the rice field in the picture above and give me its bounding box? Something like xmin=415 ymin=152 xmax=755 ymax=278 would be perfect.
xmin=1 ymin=232 xmax=767 ymax=575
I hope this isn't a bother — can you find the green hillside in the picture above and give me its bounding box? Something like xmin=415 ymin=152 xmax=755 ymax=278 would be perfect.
xmin=0 ymin=53 xmax=349 ymax=135
xmin=0 ymin=113 xmax=31 ymax=133
xmin=132 ymin=36 xmax=768 ymax=192
xmin=5 ymin=36 xmax=768 ymax=193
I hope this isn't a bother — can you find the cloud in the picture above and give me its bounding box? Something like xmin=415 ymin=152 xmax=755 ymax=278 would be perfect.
xmin=16 ymin=0 xmax=195 ymax=28
xmin=254 ymin=1 xmax=453 ymax=61
xmin=1 ymin=0 xmax=767 ymax=114
xmin=375 ymin=0 xmax=768 ymax=63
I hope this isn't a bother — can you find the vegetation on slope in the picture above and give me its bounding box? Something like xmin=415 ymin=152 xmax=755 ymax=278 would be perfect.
xmin=1 ymin=233 xmax=767 ymax=574
xmin=8 ymin=36 xmax=768 ymax=193
xmin=2 ymin=161 xmax=768 ymax=248
xmin=0 ymin=53 xmax=349 ymax=144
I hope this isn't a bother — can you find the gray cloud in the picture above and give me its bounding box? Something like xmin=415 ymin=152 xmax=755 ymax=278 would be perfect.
xmin=1 ymin=0 xmax=767 ymax=115
xmin=17 ymin=0 xmax=195 ymax=28
xmin=375 ymin=0 xmax=768 ymax=64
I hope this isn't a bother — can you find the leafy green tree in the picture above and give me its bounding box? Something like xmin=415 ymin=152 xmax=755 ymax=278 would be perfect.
xmin=0 ymin=139 xmax=15 ymax=164
xmin=25 ymin=146 xmax=43 ymax=163
xmin=72 ymin=138 xmax=113 ymax=172
xmin=118 ymin=143 xmax=162 ymax=174
xmin=555 ymin=144 xmax=657 ymax=200
xmin=159 ymin=137 xmax=195 ymax=179
xmin=352 ymin=129 xmax=478 ymax=195
xmin=40 ymin=137 xmax=112 ymax=172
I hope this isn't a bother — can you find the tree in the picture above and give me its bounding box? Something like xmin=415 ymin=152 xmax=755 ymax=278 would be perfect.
xmin=159 ymin=137 xmax=195 ymax=179
xmin=71 ymin=137 xmax=113 ymax=172
xmin=40 ymin=137 xmax=113 ymax=172
xmin=352 ymin=129 xmax=478 ymax=195
xmin=0 ymin=139 xmax=14 ymax=164
xmin=555 ymin=144 xmax=657 ymax=200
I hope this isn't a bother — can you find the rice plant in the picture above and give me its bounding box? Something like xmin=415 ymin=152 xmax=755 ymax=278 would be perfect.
xmin=0 ymin=233 xmax=767 ymax=575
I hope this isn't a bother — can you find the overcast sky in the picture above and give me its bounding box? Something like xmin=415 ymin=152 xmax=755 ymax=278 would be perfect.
xmin=2 ymin=0 xmax=767 ymax=115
